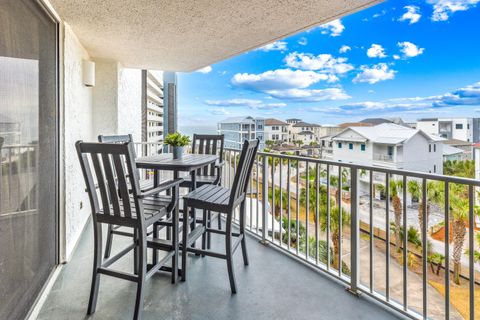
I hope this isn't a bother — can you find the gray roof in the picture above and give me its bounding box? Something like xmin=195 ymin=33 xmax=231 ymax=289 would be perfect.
xmin=443 ymin=145 xmax=464 ymax=156
xmin=298 ymin=130 xmax=314 ymax=135
xmin=292 ymin=121 xmax=321 ymax=128
xmin=332 ymin=123 xmax=443 ymax=144
xmin=218 ymin=116 xmax=256 ymax=124
xmin=359 ymin=118 xmax=393 ymax=125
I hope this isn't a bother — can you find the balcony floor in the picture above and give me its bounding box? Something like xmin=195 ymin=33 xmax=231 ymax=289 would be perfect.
xmin=38 ymin=220 xmax=400 ymax=320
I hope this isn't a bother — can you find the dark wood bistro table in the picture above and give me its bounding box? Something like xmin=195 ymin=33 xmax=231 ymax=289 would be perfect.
xmin=135 ymin=153 xmax=219 ymax=262
xmin=135 ymin=153 xmax=218 ymax=188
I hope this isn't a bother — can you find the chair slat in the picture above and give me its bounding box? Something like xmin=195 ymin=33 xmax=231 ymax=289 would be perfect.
xmin=90 ymin=153 xmax=112 ymax=216
xmin=101 ymin=153 xmax=122 ymax=217
xmin=112 ymin=154 xmax=132 ymax=218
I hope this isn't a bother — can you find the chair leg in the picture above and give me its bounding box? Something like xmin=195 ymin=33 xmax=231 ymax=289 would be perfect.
xmin=171 ymin=206 xmax=179 ymax=284
xmin=104 ymin=224 xmax=113 ymax=259
xmin=239 ymin=202 xmax=249 ymax=266
xmin=87 ymin=222 xmax=103 ymax=314
xmin=133 ymin=227 xmax=147 ymax=320
xmin=217 ymin=212 xmax=222 ymax=230
xmin=225 ymin=214 xmax=237 ymax=294
xmin=207 ymin=210 xmax=212 ymax=249
xmin=201 ymin=209 xmax=207 ymax=257
xmin=181 ymin=201 xmax=189 ymax=281
xmin=133 ymin=229 xmax=139 ymax=275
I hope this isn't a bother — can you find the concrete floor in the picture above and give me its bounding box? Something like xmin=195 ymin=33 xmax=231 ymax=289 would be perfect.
xmin=38 ymin=221 xmax=402 ymax=320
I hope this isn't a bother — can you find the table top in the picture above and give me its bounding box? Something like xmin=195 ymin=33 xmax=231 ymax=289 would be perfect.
xmin=136 ymin=153 xmax=218 ymax=171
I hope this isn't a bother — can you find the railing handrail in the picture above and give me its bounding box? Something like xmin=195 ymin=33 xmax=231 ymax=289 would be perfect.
xmin=225 ymin=147 xmax=480 ymax=186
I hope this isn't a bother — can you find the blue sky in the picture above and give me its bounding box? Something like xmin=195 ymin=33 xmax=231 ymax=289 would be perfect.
xmin=178 ymin=0 xmax=480 ymax=131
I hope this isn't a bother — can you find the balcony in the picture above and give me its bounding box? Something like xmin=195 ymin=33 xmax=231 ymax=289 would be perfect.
xmin=373 ymin=153 xmax=394 ymax=162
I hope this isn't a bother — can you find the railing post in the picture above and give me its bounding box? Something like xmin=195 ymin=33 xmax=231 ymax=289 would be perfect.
xmin=348 ymin=166 xmax=360 ymax=296
xmin=261 ymin=154 xmax=269 ymax=245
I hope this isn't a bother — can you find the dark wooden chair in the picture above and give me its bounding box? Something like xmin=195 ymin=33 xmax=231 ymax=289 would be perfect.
xmin=181 ymin=139 xmax=259 ymax=293
xmin=76 ymin=141 xmax=182 ymax=319
xmin=98 ymin=134 xmax=156 ymax=258
xmin=181 ymin=134 xmax=225 ymax=247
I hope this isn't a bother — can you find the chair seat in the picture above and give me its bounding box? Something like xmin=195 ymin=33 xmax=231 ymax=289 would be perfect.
xmin=183 ymin=184 xmax=231 ymax=213
xmin=97 ymin=195 xmax=171 ymax=226
xmin=180 ymin=175 xmax=218 ymax=188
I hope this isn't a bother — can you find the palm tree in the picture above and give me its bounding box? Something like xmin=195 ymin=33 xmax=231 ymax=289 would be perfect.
xmin=407 ymin=180 xmax=444 ymax=239
xmin=449 ymin=183 xmax=469 ymax=285
xmin=319 ymin=204 xmax=350 ymax=270
xmin=389 ymin=179 xmax=403 ymax=252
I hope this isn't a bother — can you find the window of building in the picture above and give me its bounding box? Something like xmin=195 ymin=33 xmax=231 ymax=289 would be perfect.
xmin=361 ymin=144 xmax=366 ymax=151
xmin=455 ymin=124 xmax=463 ymax=129
xmin=338 ymin=142 xmax=342 ymax=149
xmin=349 ymin=143 xmax=353 ymax=150
xmin=434 ymin=165 xmax=436 ymax=173
xmin=468 ymin=124 xmax=470 ymax=129
xmin=434 ymin=144 xmax=436 ymax=152
xmin=429 ymin=144 xmax=431 ymax=152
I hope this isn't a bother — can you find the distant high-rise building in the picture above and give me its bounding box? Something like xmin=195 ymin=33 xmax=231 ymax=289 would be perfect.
xmin=416 ymin=118 xmax=479 ymax=142
xmin=142 ymin=70 xmax=164 ymax=143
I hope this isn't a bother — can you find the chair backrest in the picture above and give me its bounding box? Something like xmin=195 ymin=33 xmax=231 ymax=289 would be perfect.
xmin=98 ymin=134 xmax=133 ymax=144
xmin=229 ymin=139 xmax=259 ymax=208
xmin=76 ymin=141 xmax=144 ymax=222
xmin=192 ymin=134 xmax=224 ymax=176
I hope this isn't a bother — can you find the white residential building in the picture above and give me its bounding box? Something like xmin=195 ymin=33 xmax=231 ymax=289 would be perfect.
xmin=264 ymin=118 xmax=288 ymax=142
xmin=217 ymin=116 xmax=265 ymax=150
xmin=289 ymin=121 xmax=321 ymax=144
xmin=331 ymin=123 xmax=444 ymax=173
xmin=416 ymin=118 xmax=478 ymax=142
xmin=144 ymin=70 xmax=164 ymax=143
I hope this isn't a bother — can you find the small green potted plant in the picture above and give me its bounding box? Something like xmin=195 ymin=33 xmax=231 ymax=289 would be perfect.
xmin=165 ymin=132 xmax=191 ymax=159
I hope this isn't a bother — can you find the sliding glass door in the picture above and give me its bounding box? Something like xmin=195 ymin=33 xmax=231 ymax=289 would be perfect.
xmin=0 ymin=0 xmax=58 ymax=318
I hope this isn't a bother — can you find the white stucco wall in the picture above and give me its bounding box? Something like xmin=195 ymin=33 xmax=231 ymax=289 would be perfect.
xmin=63 ymin=24 xmax=94 ymax=259
xmin=92 ymin=60 xmax=118 ymax=136
xmin=117 ymin=67 xmax=142 ymax=141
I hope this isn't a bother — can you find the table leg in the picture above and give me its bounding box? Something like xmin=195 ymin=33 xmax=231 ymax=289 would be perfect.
xmin=190 ymin=171 xmax=197 ymax=248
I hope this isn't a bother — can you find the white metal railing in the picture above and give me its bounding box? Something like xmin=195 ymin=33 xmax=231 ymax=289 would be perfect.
xmin=223 ymin=147 xmax=479 ymax=320
xmin=373 ymin=153 xmax=394 ymax=162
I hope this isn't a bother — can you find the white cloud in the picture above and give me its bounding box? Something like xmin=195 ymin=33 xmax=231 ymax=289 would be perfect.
xmin=366 ymin=44 xmax=387 ymax=58
xmin=209 ymin=108 xmax=230 ymax=115
xmin=257 ymin=41 xmax=288 ymax=52
xmin=339 ymin=45 xmax=351 ymax=54
xmin=353 ymin=63 xmax=396 ymax=84
xmin=298 ymin=37 xmax=308 ymax=46
xmin=205 ymin=99 xmax=287 ymax=110
xmin=319 ymin=19 xmax=345 ymax=37
xmin=321 ymin=81 xmax=480 ymax=115
xmin=398 ymin=41 xmax=425 ymax=58
xmin=428 ymin=0 xmax=480 ymax=21
xmin=196 ymin=66 xmax=212 ymax=74
xmin=266 ymin=88 xmax=351 ymax=102
xmin=231 ymin=68 xmax=329 ymax=91
xmin=398 ymin=5 xmax=422 ymax=24
xmin=284 ymin=52 xmax=354 ymax=76
xmin=393 ymin=54 xmax=400 ymax=60
xmin=205 ymin=99 xmax=262 ymax=107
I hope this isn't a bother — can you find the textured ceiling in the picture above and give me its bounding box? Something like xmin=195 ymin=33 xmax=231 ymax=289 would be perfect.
xmin=50 ymin=0 xmax=382 ymax=72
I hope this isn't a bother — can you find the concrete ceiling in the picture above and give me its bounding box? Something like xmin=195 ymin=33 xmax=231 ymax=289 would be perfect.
xmin=50 ymin=0 xmax=382 ymax=72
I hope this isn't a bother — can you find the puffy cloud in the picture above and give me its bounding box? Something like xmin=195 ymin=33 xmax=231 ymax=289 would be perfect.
xmin=366 ymin=44 xmax=387 ymax=58
xmin=353 ymin=63 xmax=396 ymax=84
xmin=339 ymin=45 xmax=351 ymax=54
xmin=398 ymin=5 xmax=422 ymax=24
xmin=205 ymin=99 xmax=262 ymax=107
xmin=284 ymin=52 xmax=354 ymax=75
xmin=319 ymin=19 xmax=345 ymax=37
xmin=397 ymin=41 xmax=425 ymax=58
xmin=320 ymin=81 xmax=480 ymax=115
xmin=231 ymin=68 xmax=328 ymax=91
xmin=257 ymin=41 xmax=288 ymax=52
xmin=196 ymin=66 xmax=212 ymax=74
xmin=297 ymin=37 xmax=308 ymax=46
xmin=393 ymin=54 xmax=400 ymax=60
xmin=428 ymin=0 xmax=480 ymax=21
xmin=205 ymin=99 xmax=287 ymax=110
xmin=266 ymin=88 xmax=351 ymax=102
xmin=209 ymin=108 xmax=230 ymax=115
